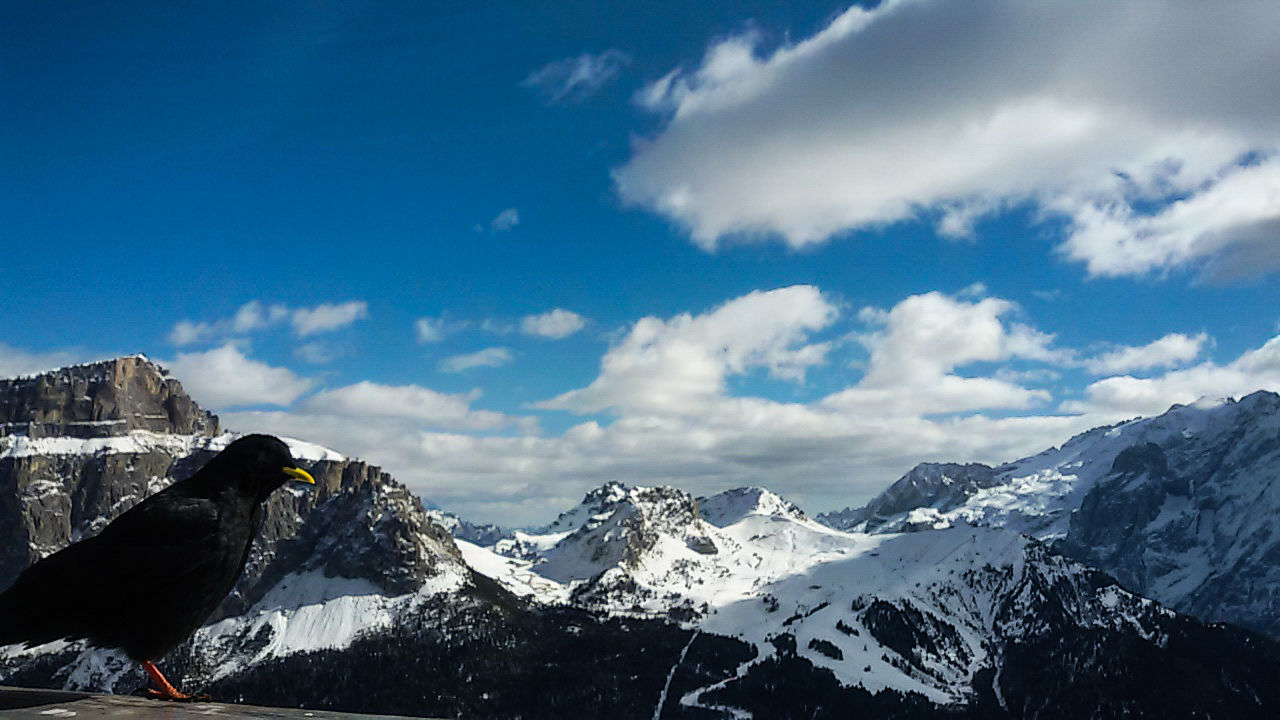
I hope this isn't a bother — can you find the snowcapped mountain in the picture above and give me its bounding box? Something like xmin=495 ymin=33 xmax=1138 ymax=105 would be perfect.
xmin=468 ymin=480 xmax=1280 ymax=711
xmin=4 ymin=358 xmax=1280 ymax=718
xmin=820 ymin=391 xmax=1280 ymax=640
xmin=0 ymin=356 xmax=473 ymax=694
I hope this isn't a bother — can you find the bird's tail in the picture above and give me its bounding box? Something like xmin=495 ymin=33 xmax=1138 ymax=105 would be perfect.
xmin=0 ymin=575 xmax=53 ymax=648
xmin=0 ymin=584 xmax=28 ymax=645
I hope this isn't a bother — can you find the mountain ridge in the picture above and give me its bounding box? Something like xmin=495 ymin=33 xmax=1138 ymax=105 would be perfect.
xmin=4 ymin=358 xmax=1280 ymax=718
xmin=818 ymin=390 xmax=1280 ymax=640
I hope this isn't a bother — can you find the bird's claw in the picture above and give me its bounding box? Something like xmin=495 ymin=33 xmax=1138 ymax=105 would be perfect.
xmin=144 ymin=687 xmax=211 ymax=702
xmin=134 ymin=685 xmax=211 ymax=702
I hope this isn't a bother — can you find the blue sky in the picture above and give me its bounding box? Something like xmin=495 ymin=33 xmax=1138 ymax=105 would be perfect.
xmin=3 ymin=1 xmax=1279 ymax=524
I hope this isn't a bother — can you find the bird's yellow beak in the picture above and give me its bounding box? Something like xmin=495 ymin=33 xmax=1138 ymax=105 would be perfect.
xmin=282 ymin=466 xmax=316 ymax=484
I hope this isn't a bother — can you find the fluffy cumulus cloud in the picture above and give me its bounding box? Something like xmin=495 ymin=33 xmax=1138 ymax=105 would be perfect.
xmin=170 ymin=299 xmax=368 ymax=347
xmin=144 ymin=285 xmax=1280 ymax=525
xmin=615 ymin=0 xmax=1280 ymax=279
xmin=520 ymin=309 xmax=587 ymax=339
xmin=823 ymin=293 xmax=1062 ymax=417
xmin=200 ymin=285 xmax=1280 ymax=525
xmin=163 ymin=344 xmax=313 ymax=409
xmin=523 ymin=49 xmax=629 ymax=104
xmin=540 ymin=285 xmax=838 ymax=415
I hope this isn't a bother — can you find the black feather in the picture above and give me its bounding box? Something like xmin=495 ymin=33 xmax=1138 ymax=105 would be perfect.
xmin=0 ymin=434 xmax=310 ymax=662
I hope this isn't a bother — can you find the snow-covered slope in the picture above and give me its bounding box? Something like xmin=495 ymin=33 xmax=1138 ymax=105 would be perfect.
xmin=472 ymin=482 xmax=1212 ymax=705
xmin=7 ymin=359 xmax=1280 ymax=717
xmin=820 ymin=391 xmax=1280 ymax=639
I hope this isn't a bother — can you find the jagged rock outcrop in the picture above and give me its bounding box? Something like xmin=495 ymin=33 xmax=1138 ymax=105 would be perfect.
xmin=0 ymin=355 xmax=219 ymax=439
xmin=0 ymin=356 xmax=468 ymax=620
xmin=0 ymin=357 xmax=221 ymax=588
xmin=819 ymin=463 xmax=999 ymax=532
xmin=822 ymin=391 xmax=1280 ymax=641
xmin=1058 ymin=392 xmax=1280 ymax=639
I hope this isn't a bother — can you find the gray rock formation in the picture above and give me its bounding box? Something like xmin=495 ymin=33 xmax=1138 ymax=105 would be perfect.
xmin=0 ymin=355 xmax=219 ymax=439
xmin=821 ymin=391 xmax=1280 ymax=641
xmin=1058 ymin=392 xmax=1280 ymax=639
xmin=0 ymin=356 xmax=467 ymax=615
xmin=819 ymin=462 xmax=1000 ymax=532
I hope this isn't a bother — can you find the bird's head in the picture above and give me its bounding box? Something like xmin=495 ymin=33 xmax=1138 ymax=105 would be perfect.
xmin=211 ymin=434 xmax=316 ymax=502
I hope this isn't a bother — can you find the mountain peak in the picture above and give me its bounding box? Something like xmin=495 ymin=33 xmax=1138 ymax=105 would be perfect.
xmin=0 ymin=355 xmax=219 ymax=439
xmin=698 ymin=486 xmax=807 ymax=526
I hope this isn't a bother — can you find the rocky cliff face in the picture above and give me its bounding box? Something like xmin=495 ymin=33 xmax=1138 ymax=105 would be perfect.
xmin=818 ymin=463 xmax=1000 ymax=532
xmin=0 ymin=355 xmax=219 ymax=439
xmin=822 ymin=391 xmax=1280 ymax=641
xmin=0 ymin=357 xmax=466 ymax=604
xmin=0 ymin=357 xmax=472 ymax=693
xmin=1058 ymin=392 xmax=1280 ymax=639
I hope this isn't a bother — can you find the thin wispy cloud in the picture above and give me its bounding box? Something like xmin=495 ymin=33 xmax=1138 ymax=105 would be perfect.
xmin=490 ymin=208 xmax=520 ymax=232
xmin=294 ymin=341 xmax=334 ymax=365
xmin=440 ymin=347 xmax=513 ymax=373
xmin=291 ymin=301 xmax=368 ymax=337
xmin=1083 ymin=333 xmax=1208 ymax=376
xmin=0 ymin=343 xmax=83 ymax=379
xmin=169 ymin=300 xmax=368 ymax=346
xmin=523 ymin=49 xmax=629 ymax=104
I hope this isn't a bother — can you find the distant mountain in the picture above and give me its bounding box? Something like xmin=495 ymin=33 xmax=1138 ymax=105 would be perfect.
xmin=4 ymin=358 xmax=1280 ymax=719
xmin=470 ymin=480 xmax=1280 ymax=715
xmin=820 ymin=392 xmax=1280 ymax=640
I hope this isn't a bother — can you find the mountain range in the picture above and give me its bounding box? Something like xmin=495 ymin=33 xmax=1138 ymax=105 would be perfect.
xmin=2 ymin=356 xmax=1279 ymax=719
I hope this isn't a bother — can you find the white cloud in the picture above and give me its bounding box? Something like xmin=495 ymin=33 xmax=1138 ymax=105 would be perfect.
xmin=523 ymin=49 xmax=629 ymax=104
xmin=293 ymin=341 xmax=334 ymax=365
xmin=233 ymin=300 xmax=290 ymax=333
xmin=540 ymin=285 xmax=837 ymax=415
xmin=201 ymin=287 xmax=1280 ymax=525
xmin=521 ymin=309 xmax=587 ymax=339
xmin=1062 ymin=159 xmax=1280 ymax=281
xmin=490 ymin=208 xmax=520 ymax=232
xmin=1083 ymin=332 xmax=1208 ymax=375
xmin=440 ymin=347 xmax=513 ymax=373
xmin=169 ymin=301 xmax=291 ymax=346
xmin=0 ymin=344 xmax=83 ymax=379
xmin=415 ymin=316 xmax=466 ymax=344
xmin=1064 ymin=335 xmax=1280 ymax=420
xmin=822 ymin=292 xmax=1063 ymax=417
xmin=169 ymin=320 xmax=215 ymax=346
xmin=170 ymin=299 xmax=367 ymax=345
xmin=290 ymin=301 xmax=368 ymax=337
xmin=162 ymin=344 xmax=312 ymax=409
xmin=301 ymin=381 xmax=517 ymax=431
xmin=615 ymin=0 xmax=1280 ymax=279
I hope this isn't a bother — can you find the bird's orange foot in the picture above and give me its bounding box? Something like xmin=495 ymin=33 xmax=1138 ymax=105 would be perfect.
xmin=140 ymin=660 xmax=210 ymax=703
xmin=143 ymin=687 xmax=211 ymax=702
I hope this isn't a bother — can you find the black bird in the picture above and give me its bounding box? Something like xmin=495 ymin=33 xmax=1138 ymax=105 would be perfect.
xmin=0 ymin=434 xmax=315 ymax=701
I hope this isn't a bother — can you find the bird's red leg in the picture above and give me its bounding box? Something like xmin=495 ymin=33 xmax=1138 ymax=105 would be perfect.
xmin=141 ymin=660 xmax=206 ymax=702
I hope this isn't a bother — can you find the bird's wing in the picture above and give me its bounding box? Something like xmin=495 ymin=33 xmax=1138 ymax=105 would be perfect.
xmin=0 ymin=489 xmax=222 ymax=640
xmin=0 ymin=491 xmax=226 ymax=648
xmin=96 ymin=489 xmax=222 ymax=549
